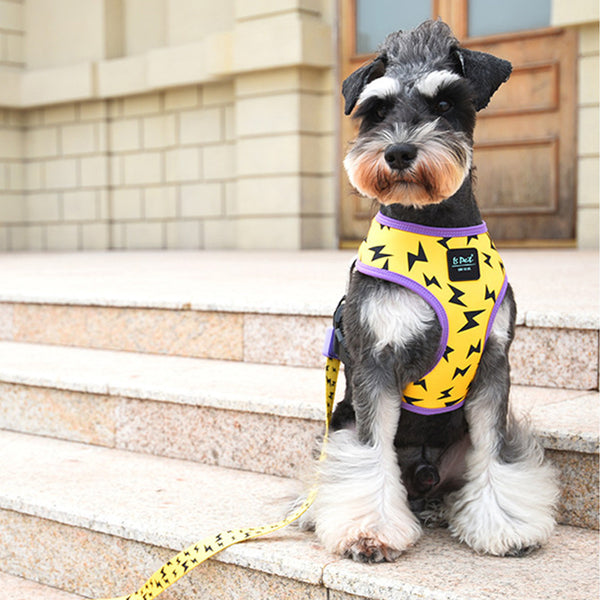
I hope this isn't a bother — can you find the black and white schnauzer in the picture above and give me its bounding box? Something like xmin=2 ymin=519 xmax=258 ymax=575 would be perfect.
xmin=301 ymin=20 xmax=558 ymax=562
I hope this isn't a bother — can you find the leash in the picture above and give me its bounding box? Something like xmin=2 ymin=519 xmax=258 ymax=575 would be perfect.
xmin=96 ymin=355 xmax=340 ymax=600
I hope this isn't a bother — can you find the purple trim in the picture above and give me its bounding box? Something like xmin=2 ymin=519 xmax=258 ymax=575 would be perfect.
xmin=375 ymin=211 xmax=488 ymax=238
xmin=356 ymin=260 xmax=449 ymax=371
xmin=485 ymin=276 xmax=509 ymax=343
xmin=322 ymin=326 xmax=339 ymax=359
xmin=402 ymin=399 xmax=465 ymax=415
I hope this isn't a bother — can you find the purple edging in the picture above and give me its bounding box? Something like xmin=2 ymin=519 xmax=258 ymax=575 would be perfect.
xmin=322 ymin=326 xmax=339 ymax=359
xmin=375 ymin=211 xmax=488 ymax=238
xmin=355 ymin=260 xmax=449 ymax=371
xmin=402 ymin=399 xmax=466 ymax=415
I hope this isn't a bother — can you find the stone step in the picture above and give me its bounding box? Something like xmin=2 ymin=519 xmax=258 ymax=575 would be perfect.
xmin=0 ymin=431 xmax=597 ymax=600
xmin=0 ymin=251 xmax=597 ymax=390
xmin=0 ymin=341 xmax=596 ymax=529
xmin=1 ymin=571 xmax=86 ymax=600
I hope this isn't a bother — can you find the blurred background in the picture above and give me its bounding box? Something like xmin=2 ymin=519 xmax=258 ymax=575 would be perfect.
xmin=0 ymin=0 xmax=597 ymax=251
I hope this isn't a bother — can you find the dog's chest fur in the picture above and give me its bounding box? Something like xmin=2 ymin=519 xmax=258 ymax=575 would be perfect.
xmin=359 ymin=283 xmax=436 ymax=354
xmin=345 ymin=274 xmax=442 ymax=383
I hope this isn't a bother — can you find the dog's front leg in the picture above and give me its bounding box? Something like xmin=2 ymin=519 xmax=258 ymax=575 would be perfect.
xmin=447 ymin=289 xmax=559 ymax=556
xmin=313 ymin=348 xmax=422 ymax=562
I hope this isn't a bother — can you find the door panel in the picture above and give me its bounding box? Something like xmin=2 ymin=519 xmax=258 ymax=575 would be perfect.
xmin=469 ymin=28 xmax=577 ymax=241
xmin=339 ymin=1 xmax=577 ymax=246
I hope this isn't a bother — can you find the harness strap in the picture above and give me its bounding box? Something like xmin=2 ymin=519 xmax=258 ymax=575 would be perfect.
xmin=96 ymin=356 xmax=340 ymax=600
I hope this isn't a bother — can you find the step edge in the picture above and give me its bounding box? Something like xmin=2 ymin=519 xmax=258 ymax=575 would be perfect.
xmin=0 ymin=367 xmax=326 ymax=421
xmin=0 ymin=366 xmax=595 ymax=454
xmin=0 ymin=294 xmax=334 ymax=318
xmin=0 ymin=571 xmax=86 ymax=600
xmin=1 ymin=296 xmax=598 ymax=331
xmin=0 ymin=492 xmax=325 ymax=589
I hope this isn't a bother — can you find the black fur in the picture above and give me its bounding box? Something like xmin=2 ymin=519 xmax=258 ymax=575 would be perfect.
xmin=342 ymin=20 xmax=511 ymax=116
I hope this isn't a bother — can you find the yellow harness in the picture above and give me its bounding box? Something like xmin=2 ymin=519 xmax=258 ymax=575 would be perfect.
xmin=356 ymin=212 xmax=507 ymax=414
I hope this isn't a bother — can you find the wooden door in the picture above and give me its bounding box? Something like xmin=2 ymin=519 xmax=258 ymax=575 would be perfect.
xmin=339 ymin=0 xmax=577 ymax=246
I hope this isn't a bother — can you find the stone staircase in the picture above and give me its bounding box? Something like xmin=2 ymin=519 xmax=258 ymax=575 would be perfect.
xmin=0 ymin=250 xmax=597 ymax=600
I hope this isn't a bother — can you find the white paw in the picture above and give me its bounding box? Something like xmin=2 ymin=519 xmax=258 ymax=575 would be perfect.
xmin=311 ymin=429 xmax=422 ymax=561
xmin=447 ymin=458 xmax=558 ymax=556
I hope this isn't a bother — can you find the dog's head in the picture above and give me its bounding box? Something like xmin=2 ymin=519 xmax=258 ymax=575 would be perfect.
xmin=342 ymin=20 xmax=512 ymax=208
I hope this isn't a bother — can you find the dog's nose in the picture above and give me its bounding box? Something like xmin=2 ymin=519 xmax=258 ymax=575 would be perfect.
xmin=384 ymin=143 xmax=418 ymax=171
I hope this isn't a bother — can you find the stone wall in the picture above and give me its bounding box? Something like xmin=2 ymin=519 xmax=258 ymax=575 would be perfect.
xmin=576 ymin=23 xmax=599 ymax=249
xmin=0 ymin=0 xmax=337 ymax=250
xmin=552 ymin=0 xmax=599 ymax=248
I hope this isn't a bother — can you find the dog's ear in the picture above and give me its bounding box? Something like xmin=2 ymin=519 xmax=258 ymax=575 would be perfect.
xmin=342 ymin=55 xmax=387 ymax=115
xmin=453 ymin=48 xmax=512 ymax=111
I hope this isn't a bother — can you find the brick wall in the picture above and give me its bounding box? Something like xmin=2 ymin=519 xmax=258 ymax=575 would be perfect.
xmin=0 ymin=0 xmax=23 ymax=68
xmin=0 ymin=83 xmax=236 ymax=250
xmin=110 ymin=84 xmax=234 ymax=249
xmin=0 ymin=108 xmax=23 ymax=250
xmin=0 ymin=1 xmax=337 ymax=251
xmin=0 ymin=73 xmax=336 ymax=251
xmin=577 ymin=23 xmax=600 ymax=248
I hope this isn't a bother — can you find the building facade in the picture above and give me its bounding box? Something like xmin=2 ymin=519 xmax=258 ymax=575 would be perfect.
xmin=0 ymin=0 xmax=597 ymax=251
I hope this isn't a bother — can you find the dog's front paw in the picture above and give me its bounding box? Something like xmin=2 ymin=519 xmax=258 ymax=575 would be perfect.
xmin=342 ymin=535 xmax=405 ymax=563
xmin=334 ymin=521 xmax=421 ymax=563
xmin=502 ymin=543 xmax=540 ymax=558
xmin=447 ymin=457 xmax=558 ymax=556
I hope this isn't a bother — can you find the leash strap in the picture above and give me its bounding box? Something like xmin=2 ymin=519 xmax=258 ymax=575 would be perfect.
xmin=96 ymin=356 xmax=340 ymax=600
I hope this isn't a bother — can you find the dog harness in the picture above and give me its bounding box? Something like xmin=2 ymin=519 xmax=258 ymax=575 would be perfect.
xmin=355 ymin=211 xmax=507 ymax=415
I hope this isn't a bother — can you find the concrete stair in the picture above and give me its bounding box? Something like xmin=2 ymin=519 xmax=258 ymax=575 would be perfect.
xmin=0 ymin=250 xmax=597 ymax=599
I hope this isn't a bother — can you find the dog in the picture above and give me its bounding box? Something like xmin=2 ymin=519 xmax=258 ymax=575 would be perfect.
xmin=300 ymin=20 xmax=558 ymax=563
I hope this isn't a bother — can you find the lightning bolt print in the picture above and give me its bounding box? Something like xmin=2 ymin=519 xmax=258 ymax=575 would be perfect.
xmin=466 ymin=340 xmax=482 ymax=358
xmin=413 ymin=378 xmax=428 ymax=391
xmin=407 ymin=242 xmax=428 ymax=271
xmin=403 ymin=394 xmax=422 ymax=405
xmin=368 ymin=245 xmax=392 ymax=262
xmin=437 ymin=387 xmax=453 ymax=400
xmin=484 ymin=285 xmax=496 ymax=302
xmin=423 ymin=273 xmax=441 ymax=288
xmin=443 ymin=345 xmax=454 ymax=362
xmin=448 ymin=285 xmax=467 ymax=307
xmin=452 ymin=365 xmax=471 ymax=379
xmin=458 ymin=309 xmax=486 ymax=333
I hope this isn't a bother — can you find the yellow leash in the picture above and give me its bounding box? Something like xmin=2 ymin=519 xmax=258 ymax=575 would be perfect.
xmin=96 ymin=356 xmax=340 ymax=600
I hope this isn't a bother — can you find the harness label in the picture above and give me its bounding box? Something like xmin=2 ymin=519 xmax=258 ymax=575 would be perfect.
xmin=447 ymin=248 xmax=480 ymax=281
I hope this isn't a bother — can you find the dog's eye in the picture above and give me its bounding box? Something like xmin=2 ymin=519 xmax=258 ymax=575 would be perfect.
xmin=371 ymin=101 xmax=389 ymax=122
xmin=354 ymin=97 xmax=392 ymax=127
xmin=435 ymin=100 xmax=452 ymax=114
